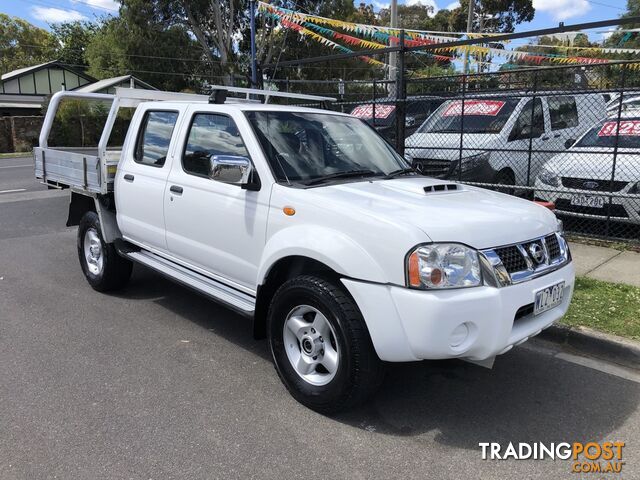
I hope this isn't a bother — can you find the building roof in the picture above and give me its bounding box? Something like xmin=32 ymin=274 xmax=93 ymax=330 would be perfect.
xmin=72 ymin=75 xmax=157 ymax=93
xmin=1 ymin=60 xmax=95 ymax=83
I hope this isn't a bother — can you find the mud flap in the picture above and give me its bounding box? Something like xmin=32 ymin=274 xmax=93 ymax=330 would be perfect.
xmin=463 ymin=356 xmax=495 ymax=369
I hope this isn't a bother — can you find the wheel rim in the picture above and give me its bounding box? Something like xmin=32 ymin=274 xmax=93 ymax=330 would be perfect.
xmin=283 ymin=305 xmax=340 ymax=386
xmin=83 ymin=227 xmax=104 ymax=276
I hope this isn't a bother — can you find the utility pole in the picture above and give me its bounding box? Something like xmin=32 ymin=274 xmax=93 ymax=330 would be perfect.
xmin=462 ymin=0 xmax=475 ymax=74
xmin=388 ymin=0 xmax=398 ymax=96
xmin=250 ymin=0 xmax=258 ymax=88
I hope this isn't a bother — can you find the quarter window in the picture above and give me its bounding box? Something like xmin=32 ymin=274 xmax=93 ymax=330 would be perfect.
xmin=182 ymin=113 xmax=250 ymax=178
xmin=548 ymin=96 xmax=578 ymax=130
xmin=134 ymin=110 xmax=179 ymax=167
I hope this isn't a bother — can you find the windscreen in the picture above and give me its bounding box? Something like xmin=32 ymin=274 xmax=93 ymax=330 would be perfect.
xmin=416 ymin=97 xmax=520 ymax=134
xmin=246 ymin=111 xmax=407 ymax=183
xmin=575 ymin=118 xmax=640 ymax=149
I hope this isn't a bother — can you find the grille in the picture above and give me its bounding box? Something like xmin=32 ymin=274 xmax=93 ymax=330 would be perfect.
xmin=555 ymin=199 xmax=629 ymax=218
xmin=561 ymin=177 xmax=628 ymax=192
xmin=414 ymin=159 xmax=452 ymax=178
xmin=545 ymin=234 xmax=561 ymax=260
xmin=494 ymin=245 xmax=528 ymax=273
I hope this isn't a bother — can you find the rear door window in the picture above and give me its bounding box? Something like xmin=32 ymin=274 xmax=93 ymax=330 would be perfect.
xmin=134 ymin=110 xmax=179 ymax=167
xmin=548 ymin=96 xmax=579 ymax=130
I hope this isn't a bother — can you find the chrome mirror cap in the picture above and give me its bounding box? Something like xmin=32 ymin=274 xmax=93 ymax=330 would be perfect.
xmin=209 ymin=155 xmax=252 ymax=185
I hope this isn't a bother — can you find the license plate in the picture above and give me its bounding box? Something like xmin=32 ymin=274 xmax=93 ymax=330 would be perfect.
xmin=534 ymin=281 xmax=565 ymax=316
xmin=570 ymin=194 xmax=604 ymax=208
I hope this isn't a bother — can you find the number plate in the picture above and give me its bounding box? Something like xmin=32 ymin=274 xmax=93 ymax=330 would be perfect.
xmin=534 ymin=281 xmax=565 ymax=316
xmin=570 ymin=194 xmax=604 ymax=209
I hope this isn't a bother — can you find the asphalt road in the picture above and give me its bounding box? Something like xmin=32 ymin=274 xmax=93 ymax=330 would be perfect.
xmin=1 ymin=155 xmax=639 ymax=479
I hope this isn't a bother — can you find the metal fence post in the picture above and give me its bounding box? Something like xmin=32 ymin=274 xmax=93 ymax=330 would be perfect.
xmin=605 ymin=64 xmax=627 ymax=238
xmin=395 ymin=30 xmax=406 ymax=155
xmin=525 ymin=71 xmax=539 ymax=191
xmin=372 ymin=78 xmax=377 ymax=129
xmin=457 ymin=74 xmax=468 ymax=182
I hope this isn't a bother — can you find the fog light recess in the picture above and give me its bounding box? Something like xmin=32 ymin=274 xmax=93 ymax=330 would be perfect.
xmin=450 ymin=322 xmax=470 ymax=348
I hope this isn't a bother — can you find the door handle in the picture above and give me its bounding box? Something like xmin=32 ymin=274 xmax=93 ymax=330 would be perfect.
xmin=553 ymin=134 xmax=561 ymax=138
xmin=123 ymin=174 xmax=134 ymax=182
xmin=541 ymin=136 xmax=550 ymax=141
xmin=170 ymin=185 xmax=183 ymax=195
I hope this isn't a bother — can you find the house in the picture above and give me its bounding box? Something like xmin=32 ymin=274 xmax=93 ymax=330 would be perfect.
xmin=0 ymin=61 xmax=156 ymax=116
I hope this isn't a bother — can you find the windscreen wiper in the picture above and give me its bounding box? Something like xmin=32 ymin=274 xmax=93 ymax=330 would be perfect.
xmin=303 ymin=169 xmax=379 ymax=186
xmin=383 ymin=167 xmax=417 ymax=179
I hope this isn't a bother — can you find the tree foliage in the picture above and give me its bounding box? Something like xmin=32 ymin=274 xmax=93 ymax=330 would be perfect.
xmin=0 ymin=13 xmax=56 ymax=75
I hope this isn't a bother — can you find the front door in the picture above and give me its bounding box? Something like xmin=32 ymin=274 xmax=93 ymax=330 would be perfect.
xmin=505 ymin=98 xmax=549 ymax=186
xmin=163 ymin=110 xmax=270 ymax=291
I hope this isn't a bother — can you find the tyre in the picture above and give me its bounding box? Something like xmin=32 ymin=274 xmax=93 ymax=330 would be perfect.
xmin=77 ymin=211 xmax=132 ymax=292
xmin=267 ymin=275 xmax=385 ymax=413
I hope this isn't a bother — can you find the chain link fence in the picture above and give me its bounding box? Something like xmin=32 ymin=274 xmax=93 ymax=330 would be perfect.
xmin=268 ymin=61 xmax=640 ymax=244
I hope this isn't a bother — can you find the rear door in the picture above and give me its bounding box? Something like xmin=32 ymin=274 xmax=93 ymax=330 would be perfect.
xmin=545 ymin=95 xmax=580 ymax=154
xmin=116 ymin=107 xmax=181 ymax=252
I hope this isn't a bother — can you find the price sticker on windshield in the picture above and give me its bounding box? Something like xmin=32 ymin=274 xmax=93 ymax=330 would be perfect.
xmin=442 ymin=100 xmax=505 ymax=117
xmin=351 ymin=104 xmax=395 ymax=119
xmin=598 ymin=120 xmax=640 ymax=137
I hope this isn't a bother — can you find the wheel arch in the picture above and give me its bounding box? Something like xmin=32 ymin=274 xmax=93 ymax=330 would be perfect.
xmin=68 ymin=192 xmax=122 ymax=243
xmin=253 ymin=255 xmax=341 ymax=339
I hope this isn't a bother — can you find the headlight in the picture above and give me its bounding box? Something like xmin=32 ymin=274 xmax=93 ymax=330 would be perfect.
xmin=538 ymin=167 xmax=561 ymax=187
xmin=556 ymin=217 xmax=564 ymax=233
xmin=459 ymin=152 xmax=490 ymax=173
xmin=407 ymin=243 xmax=482 ymax=289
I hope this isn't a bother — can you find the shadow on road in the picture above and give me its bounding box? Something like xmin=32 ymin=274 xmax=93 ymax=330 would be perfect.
xmin=120 ymin=265 xmax=640 ymax=451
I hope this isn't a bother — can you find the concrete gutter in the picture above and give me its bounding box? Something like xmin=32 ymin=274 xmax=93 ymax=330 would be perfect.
xmin=537 ymin=324 xmax=640 ymax=371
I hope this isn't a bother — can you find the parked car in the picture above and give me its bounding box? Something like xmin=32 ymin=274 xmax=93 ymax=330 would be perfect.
xmin=606 ymin=94 xmax=640 ymax=117
xmin=35 ymin=87 xmax=574 ymax=413
xmin=404 ymin=92 xmax=607 ymax=188
xmin=535 ymin=116 xmax=640 ymax=225
xmin=350 ymin=95 xmax=445 ymax=143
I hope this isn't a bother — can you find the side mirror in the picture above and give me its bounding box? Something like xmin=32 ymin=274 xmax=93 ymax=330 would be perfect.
xmin=564 ymin=139 xmax=575 ymax=149
xmin=209 ymin=155 xmax=253 ymax=187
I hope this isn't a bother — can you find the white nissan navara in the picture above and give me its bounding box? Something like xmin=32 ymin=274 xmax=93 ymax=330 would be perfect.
xmin=35 ymin=87 xmax=575 ymax=413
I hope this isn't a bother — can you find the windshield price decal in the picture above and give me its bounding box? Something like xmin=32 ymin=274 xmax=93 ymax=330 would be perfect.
xmin=598 ymin=120 xmax=640 ymax=136
xmin=351 ymin=104 xmax=395 ymax=119
xmin=442 ymin=100 xmax=506 ymax=117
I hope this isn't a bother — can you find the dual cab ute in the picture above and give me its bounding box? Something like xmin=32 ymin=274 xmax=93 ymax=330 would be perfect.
xmin=35 ymin=87 xmax=575 ymax=413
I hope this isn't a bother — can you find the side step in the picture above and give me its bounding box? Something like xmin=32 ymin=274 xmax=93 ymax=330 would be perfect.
xmin=125 ymin=250 xmax=255 ymax=316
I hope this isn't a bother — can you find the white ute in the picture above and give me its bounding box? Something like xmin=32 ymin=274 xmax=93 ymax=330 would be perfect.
xmin=35 ymin=87 xmax=575 ymax=412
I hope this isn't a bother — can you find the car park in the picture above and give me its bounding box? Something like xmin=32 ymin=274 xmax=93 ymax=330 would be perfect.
xmin=35 ymin=86 xmax=574 ymax=413
xmin=404 ymin=92 xmax=606 ymax=188
xmin=535 ymin=116 xmax=640 ymax=225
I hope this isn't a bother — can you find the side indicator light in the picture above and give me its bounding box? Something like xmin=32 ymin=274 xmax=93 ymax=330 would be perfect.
xmin=283 ymin=206 xmax=296 ymax=216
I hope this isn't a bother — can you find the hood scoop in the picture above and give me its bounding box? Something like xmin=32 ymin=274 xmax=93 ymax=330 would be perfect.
xmin=423 ymin=183 xmax=461 ymax=193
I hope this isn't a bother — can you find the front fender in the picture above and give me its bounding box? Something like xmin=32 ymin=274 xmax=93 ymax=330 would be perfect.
xmin=257 ymin=225 xmax=387 ymax=285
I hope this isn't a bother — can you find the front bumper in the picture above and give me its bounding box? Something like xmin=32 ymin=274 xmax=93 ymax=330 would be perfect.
xmin=342 ymin=261 xmax=575 ymax=362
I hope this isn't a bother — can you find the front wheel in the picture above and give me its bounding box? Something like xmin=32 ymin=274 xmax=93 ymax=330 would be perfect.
xmin=267 ymin=275 xmax=384 ymax=413
xmin=77 ymin=211 xmax=132 ymax=292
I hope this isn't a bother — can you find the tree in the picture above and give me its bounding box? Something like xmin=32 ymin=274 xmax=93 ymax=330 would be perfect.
xmin=49 ymin=21 xmax=98 ymax=71
xmin=85 ymin=11 xmax=204 ymax=92
xmin=0 ymin=14 xmax=56 ymax=75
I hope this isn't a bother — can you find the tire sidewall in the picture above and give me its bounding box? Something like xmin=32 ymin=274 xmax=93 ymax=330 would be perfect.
xmin=77 ymin=211 xmax=107 ymax=287
xmin=268 ymin=279 xmax=358 ymax=408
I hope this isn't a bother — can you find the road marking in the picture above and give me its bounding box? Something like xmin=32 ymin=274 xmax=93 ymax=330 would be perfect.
xmin=0 ymin=164 xmax=31 ymax=169
xmin=0 ymin=189 xmax=27 ymax=194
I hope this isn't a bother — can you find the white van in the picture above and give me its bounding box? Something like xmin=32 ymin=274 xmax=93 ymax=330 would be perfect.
xmin=405 ymin=92 xmax=606 ymax=188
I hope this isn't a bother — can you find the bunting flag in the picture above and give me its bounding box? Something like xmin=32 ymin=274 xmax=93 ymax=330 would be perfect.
xmin=258 ymin=1 xmax=639 ymax=70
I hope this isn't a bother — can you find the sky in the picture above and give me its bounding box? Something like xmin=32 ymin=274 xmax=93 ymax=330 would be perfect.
xmin=0 ymin=0 xmax=629 ymax=43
